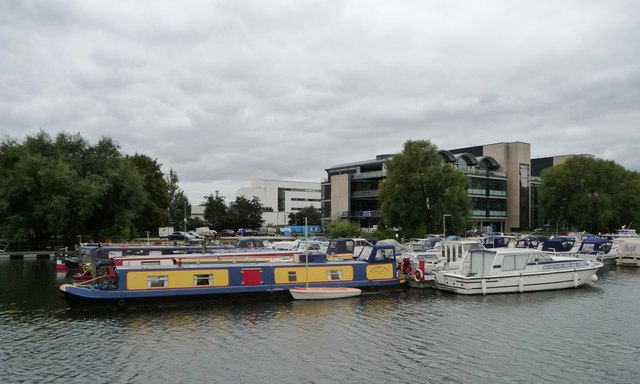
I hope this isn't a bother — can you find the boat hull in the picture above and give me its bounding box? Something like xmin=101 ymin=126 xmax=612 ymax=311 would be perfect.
xmin=59 ymin=284 xmax=291 ymax=308
xmin=435 ymin=267 xmax=600 ymax=295
xmin=617 ymin=256 xmax=640 ymax=267
xmin=59 ymin=252 xmax=402 ymax=308
xmin=289 ymin=287 xmax=361 ymax=300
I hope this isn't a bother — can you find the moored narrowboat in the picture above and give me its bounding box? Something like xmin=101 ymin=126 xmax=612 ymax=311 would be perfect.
xmin=59 ymin=244 xmax=402 ymax=308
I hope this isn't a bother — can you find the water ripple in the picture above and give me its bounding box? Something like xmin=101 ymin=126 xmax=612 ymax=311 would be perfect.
xmin=1 ymin=264 xmax=640 ymax=383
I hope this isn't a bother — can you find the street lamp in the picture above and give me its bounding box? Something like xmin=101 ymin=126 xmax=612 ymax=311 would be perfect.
xmin=442 ymin=214 xmax=452 ymax=237
xmin=183 ymin=200 xmax=187 ymax=232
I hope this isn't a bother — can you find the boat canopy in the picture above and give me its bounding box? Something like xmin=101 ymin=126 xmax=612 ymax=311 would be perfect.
xmin=541 ymin=237 xmax=575 ymax=252
xmin=577 ymin=237 xmax=612 ymax=254
xmin=514 ymin=235 xmax=547 ymax=248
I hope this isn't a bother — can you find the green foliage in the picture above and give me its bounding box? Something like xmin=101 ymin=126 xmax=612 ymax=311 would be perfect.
xmin=0 ymin=131 xmax=153 ymax=245
xmin=288 ymin=206 xmax=321 ymax=225
xmin=539 ymin=156 xmax=640 ymax=233
xmin=227 ymin=196 xmax=265 ymax=230
xmin=203 ymin=193 xmax=228 ymax=230
xmin=127 ymin=154 xmax=170 ymax=237
xmin=362 ymin=227 xmax=399 ymax=241
xmin=166 ymin=169 xmax=191 ymax=231
xmin=326 ymin=220 xmax=362 ymax=238
xmin=378 ymin=139 xmax=470 ymax=237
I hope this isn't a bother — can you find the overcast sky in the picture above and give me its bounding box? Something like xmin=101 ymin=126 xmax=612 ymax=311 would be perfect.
xmin=2 ymin=0 xmax=639 ymax=204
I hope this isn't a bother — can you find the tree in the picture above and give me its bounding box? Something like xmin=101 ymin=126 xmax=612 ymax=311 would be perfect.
xmin=203 ymin=192 xmax=228 ymax=230
xmin=127 ymin=154 xmax=170 ymax=237
xmin=227 ymin=196 xmax=264 ymax=230
xmin=288 ymin=206 xmax=321 ymax=226
xmin=378 ymin=139 xmax=470 ymax=238
xmin=166 ymin=169 xmax=191 ymax=231
xmin=0 ymin=131 xmax=149 ymax=244
xmin=325 ymin=220 xmax=361 ymax=238
xmin=539 ymin=156 xmax=640 ymax=233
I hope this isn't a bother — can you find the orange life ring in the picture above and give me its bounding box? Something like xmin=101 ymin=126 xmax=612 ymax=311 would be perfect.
xmin=413 ymin=269 xmax=424 ymax=282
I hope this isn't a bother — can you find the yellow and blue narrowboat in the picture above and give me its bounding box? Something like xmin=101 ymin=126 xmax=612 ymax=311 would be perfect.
xmin=59 ymin=244 xmax=402 ymax=308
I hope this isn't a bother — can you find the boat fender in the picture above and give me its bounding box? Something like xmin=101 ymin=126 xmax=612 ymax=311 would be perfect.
xmin=481 ymin=279 xmax=487 ymax=295
xmin=413 ymin=269 xmax=424 ymax=282
xmin=117 ymin=299 xmax=126 ymax=307
xmin=518 ymin=277 xmax=524 ymax=293
xmin=591 ymin=274 xmax=598 ymax=282
xmin=573 ymin=272 xmax=579 ymax=288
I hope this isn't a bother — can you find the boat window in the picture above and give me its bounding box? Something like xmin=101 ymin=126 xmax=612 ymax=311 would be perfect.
xmin=345 ymin=242 xmax=355 ymax=253
xmin=141 ymin=261 xmax=161 ymax=266
xmin=469 ymin=252 xmax=494 ymax=276
xmin=327 ymin=270 xmax=343 ymax=280
xmin=194 ymin=274 xmax=213 ymax=286
xmin=515 ymin=254 xmax=529 ymax=269
xmin=288 ymin=271 xmax=297 ymax=282
xmin=147 ymin=275 xmax=168 ymax=288
xmin=502 ymin=254 xmax=529 ymax=271
xmin=623 ymin=244 xmax=637 ymax=253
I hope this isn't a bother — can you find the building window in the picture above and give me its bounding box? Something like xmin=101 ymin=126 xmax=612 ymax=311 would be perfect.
xmin=194 ymin=274 xmax=213 ymax=286
xmin=327 ymin=270 xmax=343 ymax=280
xmin=520 ymin=164 xmax=530 ymax=188
xmin=288 ymin=271 xmax=297 ymax=282
xmin=147 ymin=275 xmax=168 ymax=288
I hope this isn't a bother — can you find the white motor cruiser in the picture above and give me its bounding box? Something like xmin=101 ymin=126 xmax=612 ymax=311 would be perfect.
xmin=434 ymin=247 xmax=602 ymax=295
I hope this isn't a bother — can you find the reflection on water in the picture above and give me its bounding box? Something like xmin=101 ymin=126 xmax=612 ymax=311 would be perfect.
xmin=1 ymin=260 xmax=640 ymax=383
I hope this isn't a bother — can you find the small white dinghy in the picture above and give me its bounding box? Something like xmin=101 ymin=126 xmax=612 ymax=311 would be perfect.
xmin=289 ymin=287 xmax=362 ymax=300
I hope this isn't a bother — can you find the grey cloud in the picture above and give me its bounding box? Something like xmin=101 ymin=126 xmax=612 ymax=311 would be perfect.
xmin=1 ymin=0 xmax=639 ymax=201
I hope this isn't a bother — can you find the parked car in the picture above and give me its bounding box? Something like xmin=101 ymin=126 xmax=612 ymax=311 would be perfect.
xmin=219 ymin=229 xmax=236 ymax=237
xmin=236 ymin=228 xmax=257 ymax=236
xmin=188 ymin=231 xmax=206 ymax=240
xmin=167 ymin=231 xmax=204 ymax=243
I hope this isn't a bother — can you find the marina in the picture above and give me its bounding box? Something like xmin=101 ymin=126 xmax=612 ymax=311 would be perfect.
xmin=1 ymin=258 xmax=640 ymax=383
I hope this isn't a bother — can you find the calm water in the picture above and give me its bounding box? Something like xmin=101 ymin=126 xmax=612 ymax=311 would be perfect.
xmin=1 ymin=259 xmax=639 ymax=384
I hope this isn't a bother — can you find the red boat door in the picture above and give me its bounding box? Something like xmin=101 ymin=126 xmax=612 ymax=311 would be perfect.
xmin=241 ymin=268 xmax=263 ymax=285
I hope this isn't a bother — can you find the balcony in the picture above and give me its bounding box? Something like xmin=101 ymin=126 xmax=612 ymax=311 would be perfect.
xmin=337 ymin=210 xmax=382 ymax=218
xmin=352 ymin=190 xmax=379 ymax=198
xmin=470 ymin=210 xmax=507 ymax=218
xmin=462 ymin=167 xmax=507 ymax=178
xmin=352 ymin=170 xmax=386 ymax=180
xmin=468 ymin=189 xmax=507 ymax=197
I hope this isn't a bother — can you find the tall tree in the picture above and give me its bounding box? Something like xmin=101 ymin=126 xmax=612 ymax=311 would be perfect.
xmin=227 ymin=196 xmax=264 ymax=230
xmin=127 ymin=154 xmax=170 ymax=237
xmin=378 ymin=139 xmax=470 ymax=237
xmin=0 ymin=131 xmax=148 ymax=244
xmin=288 ymin=206 xmax=321 ymax=225
xmin=203 ymin=192 xmax=228 ymax=230
xmin=539 ymin=156 xmax=640 ymax=233
xmin=166 ymin=169 xmax=191 ymax=231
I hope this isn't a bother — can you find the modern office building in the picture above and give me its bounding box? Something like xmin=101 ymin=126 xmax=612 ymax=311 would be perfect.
xmin=321 ymin=142 xmax=590 ymax=233
xmin=237 ymin=179 xmax=321 ymax=226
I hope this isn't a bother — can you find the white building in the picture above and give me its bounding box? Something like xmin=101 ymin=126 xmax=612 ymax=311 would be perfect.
xmin=237 ymin=179 xmax=321 ymax=226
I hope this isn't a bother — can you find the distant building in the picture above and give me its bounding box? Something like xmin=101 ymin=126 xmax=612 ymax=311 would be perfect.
xmin=237 ymin=179 xmax=321 ymax=226
xmin=321 ymin=142 xmax=592 ymax=233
